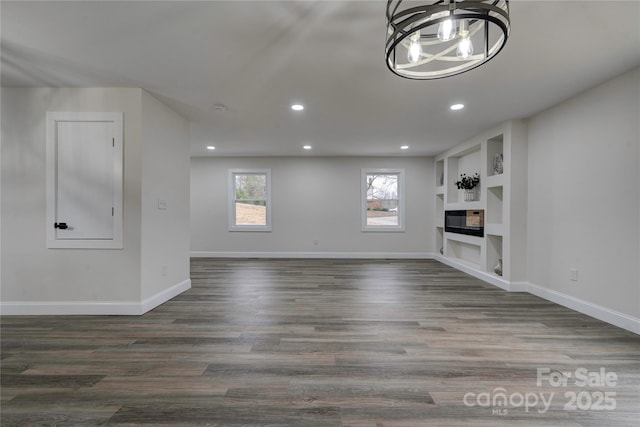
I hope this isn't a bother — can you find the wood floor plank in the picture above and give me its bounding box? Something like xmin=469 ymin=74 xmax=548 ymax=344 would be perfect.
xmin=1 ymin=258 xmax=639 ymax=426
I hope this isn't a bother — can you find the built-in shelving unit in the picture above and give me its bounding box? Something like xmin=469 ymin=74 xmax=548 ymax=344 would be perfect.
xmin=434 ymin=120 xmax=527 ymax=291
xmin=435 ymin=194 xmax=444 ymax=228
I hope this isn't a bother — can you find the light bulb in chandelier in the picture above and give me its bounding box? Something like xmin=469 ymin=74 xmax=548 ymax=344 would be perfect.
xmin=407 ymin=31 xmax=423 ymax=63
xmin=456 ymin=20 xmax=473 ymax=59
xmin=457 ymin=36 xmax=473 ymax=59
xmin=437 ymin=15 xmax=456 ymax=41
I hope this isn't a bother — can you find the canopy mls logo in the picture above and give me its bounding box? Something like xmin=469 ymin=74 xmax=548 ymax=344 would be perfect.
xmin=463 ymin=367 xmax=619 ymax=416
xmin=463 ymin=387 xmax=553 ymax=415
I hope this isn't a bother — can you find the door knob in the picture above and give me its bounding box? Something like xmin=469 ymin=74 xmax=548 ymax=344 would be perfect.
xmin=54 ymin=222 xmax=68 ymax=229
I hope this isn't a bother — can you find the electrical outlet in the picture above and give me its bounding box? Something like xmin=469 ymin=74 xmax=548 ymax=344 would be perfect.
xmin=570 ymin=268 xmax=578 ymax=282
xmin=161 ymin=265 xmax=167 ymax=277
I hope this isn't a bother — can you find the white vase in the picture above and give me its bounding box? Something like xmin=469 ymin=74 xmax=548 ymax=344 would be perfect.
xmin=494 ymin=259 xmax=503 ymax=276
xmin=464 ymin=188 xmax=477 ymax=201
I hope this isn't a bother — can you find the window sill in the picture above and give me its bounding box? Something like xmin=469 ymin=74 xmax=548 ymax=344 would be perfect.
xmin=361 ymin=227 xmax=406 ymax=233
xmin=229 ymin=226 xmax=272 ymax=232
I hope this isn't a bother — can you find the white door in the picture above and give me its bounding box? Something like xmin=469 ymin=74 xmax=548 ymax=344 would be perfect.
xmin=46 ymin=112 xmax=123 ymax=249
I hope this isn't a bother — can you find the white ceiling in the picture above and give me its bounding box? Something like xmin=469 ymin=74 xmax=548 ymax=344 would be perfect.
xmin=2 ymin=1 xmax=639 ymax=157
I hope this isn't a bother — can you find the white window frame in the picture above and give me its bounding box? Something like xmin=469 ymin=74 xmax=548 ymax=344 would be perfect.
xmin=228 ymin=169 xmax=272 ymax=232
xmin=361 ymin=168 xmax=405 ymax=232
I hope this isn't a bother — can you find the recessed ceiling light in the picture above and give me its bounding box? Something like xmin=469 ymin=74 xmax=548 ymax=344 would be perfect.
xmin=400 ymin=145 xmax=409 ymax=150
xmin=206 ymin=146 xmax=216 ymax=150
xmin=291 ymin=104 xmax=304 ymax=111
xmin=450 ymin=103 xmax=465 ymax=111
xmin=303 ymin=145 xmax=312 ymax=150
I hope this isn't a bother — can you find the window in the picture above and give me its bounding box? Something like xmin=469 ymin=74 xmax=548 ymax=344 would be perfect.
xmin=228 ymin=169 xmax=271 ymax=231
xmin=361 ymin=169 xmax=405 ymax=232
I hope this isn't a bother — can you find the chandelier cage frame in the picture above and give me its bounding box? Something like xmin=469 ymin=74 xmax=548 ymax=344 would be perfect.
xmin=386 ymin=0 xmax=511 ymax=80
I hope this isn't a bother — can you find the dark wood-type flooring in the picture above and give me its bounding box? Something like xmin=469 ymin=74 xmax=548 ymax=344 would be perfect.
xmin=2 ymin=258 xmax=639 ymax=426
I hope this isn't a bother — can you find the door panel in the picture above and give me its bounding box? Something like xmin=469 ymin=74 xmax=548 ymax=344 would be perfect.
xmin=55 ymin=121 xmax=114 ymax=240
xmin=46 ymin=112 xmax=123 ymax=249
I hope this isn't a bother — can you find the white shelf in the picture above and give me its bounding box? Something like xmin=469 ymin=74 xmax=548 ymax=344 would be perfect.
xmin=435 ymin=185 xmax=445 ymax=195
xmin=435 ymin=159 xmax=445 ymax=188
xmin=486 ymin=134 xmax=504 ymax=179
xmin=446 ymin=256 xmax=481 ymax=271
xmin=486 ymin=185 xmax=503 ymax=224
xmin=485 ymin=174 xmax=504 ymax=188
xmin=444 ymin=232 xmax=483 ymax=245
xmin=485 ymin=223 xmax=504 ymax=236
xmin=446 ymin=236 xmax=482 ymax=269
xmin=445 ymin=201 xmax=483 ymax=211
xmin=446 ymin=145 xmax=481 ymax=204
xmin=486 ymin=234 xmax=503 ymax=278
xmin=435 ymin=226 xmax=444 ymax=255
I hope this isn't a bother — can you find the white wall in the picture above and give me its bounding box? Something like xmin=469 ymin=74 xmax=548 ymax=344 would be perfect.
xmin=140 ymin=91 xmax=190 ymax=300
xmin=1 ymin=88 xmax=143 ymax=303
xmin=191 ymin=157 xmax=433 ymax=256
xmin=1 ymin=87 xmax=191 ymax=314
xmin=527 ymin=68 xmax=640 ymax=319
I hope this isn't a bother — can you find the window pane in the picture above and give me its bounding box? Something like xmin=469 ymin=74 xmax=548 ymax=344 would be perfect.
xmin=234 ymin=200 xmax=267 ymax=225
xmin=234 ymin=173 xmax=267 ymax=226
xmin=366 ymin=174 xmax=399 ymax=227
xmin=235 ymin=174 xmax=266 ymax=200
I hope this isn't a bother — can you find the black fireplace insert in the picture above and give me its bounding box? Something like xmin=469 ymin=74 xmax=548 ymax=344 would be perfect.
xmin=445 ymin=210 xmax=484 ymax=237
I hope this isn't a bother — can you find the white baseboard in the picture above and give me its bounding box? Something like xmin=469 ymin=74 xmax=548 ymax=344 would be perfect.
xmin=509 ymin=281 xmax=529 ymax=292
xmin=526 ymin=281 xmax=640 ymax=335
xmin=434 ymin=254 xmax=526 ymax=292
xmin=427 ymin=256 xmax=639 ymax=334
xmin=191 ymin=251 xmax=433 ymax=259
xmin=141 ymin=279 xmax=191 ymax=314
xmin=0 ymin=301 xmax=142 ymax=316
xmin=0 ymin=279 xmax=191 ymax=316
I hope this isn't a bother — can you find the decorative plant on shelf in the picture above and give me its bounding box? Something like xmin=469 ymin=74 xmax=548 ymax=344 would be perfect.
xmin=455 ymin=173 xmax=480 ymax=201
xmin=454 ymin=173 xmax=480 ymax=190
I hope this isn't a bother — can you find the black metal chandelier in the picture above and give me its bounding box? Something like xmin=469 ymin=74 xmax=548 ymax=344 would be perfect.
xmin=386 ymin=0 xmax=510 ymax=79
